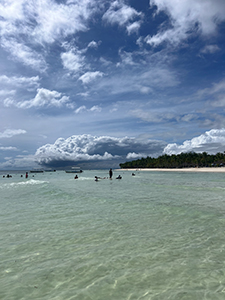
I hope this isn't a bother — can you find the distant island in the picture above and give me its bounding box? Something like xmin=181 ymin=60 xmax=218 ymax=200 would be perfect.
xmin=120 ymin=152 xmax=225 ymax=169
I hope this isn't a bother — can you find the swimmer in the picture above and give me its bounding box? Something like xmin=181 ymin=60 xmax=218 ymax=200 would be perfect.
xmin=116 ymin=175 xmax=122 ymax=179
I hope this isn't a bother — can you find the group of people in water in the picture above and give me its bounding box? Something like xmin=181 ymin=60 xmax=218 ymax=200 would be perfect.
xmin=94 ymin=169 xmax=122 ymax=181
xmin=73 ymin=168 xmax=124 ymax=181
xmin=2 ymin=174 xmax=12 ymax=178
xmin=3 ymin=168 xmax=133 ymax=181
xmin=3 ymin=171 xmax=29 ymax=178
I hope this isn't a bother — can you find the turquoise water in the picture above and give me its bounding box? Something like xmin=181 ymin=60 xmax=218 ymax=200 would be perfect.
xmin=1 ymin=170 xmax=225 ymax=299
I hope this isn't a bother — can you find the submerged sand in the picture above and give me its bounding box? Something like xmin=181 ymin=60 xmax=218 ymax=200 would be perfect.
xmin=118 ymin=167 xmax=225 ymax=173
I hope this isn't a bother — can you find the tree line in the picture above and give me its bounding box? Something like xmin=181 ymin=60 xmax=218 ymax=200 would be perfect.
xmin=119 ymin=152 xmax=225 ymax=169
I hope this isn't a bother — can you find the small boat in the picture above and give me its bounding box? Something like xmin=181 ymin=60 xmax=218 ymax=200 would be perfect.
xmin=30 ymin=170 xmax=44 ymax=173
xmin=65 ymin=167 xmax=83 ymax=173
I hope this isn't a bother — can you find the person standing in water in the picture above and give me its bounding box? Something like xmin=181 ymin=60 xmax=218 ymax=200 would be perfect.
xmin=109 ymin=168 xmax=113 ymax=179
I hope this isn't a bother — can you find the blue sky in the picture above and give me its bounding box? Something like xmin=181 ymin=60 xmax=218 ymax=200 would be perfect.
xmin=0 ymin=0 xmax=225 ymax=169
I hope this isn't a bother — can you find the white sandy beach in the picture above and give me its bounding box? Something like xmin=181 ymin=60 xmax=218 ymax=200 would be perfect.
xmin=118 ymin=167 xmax=225 ymax=173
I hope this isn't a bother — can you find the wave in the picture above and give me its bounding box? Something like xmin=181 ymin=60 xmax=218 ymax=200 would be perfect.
xmin=0 ymin=179 xmax=49 ymax=189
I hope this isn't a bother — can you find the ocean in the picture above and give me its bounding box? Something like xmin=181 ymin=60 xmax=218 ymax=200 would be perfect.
xmin=1 ymin=169 xmax=225 ymax=299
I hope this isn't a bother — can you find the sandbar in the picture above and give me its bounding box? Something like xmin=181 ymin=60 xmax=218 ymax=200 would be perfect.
xmin=117 ymin=167 xmax=225 ymax=173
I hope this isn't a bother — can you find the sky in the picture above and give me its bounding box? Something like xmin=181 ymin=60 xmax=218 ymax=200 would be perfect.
xmin=0 ymin=0 xmax=225 ymax=169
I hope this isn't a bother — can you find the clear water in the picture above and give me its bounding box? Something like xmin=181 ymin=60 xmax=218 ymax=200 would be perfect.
xmin=1 ymin=170 xmax=225 ymax=299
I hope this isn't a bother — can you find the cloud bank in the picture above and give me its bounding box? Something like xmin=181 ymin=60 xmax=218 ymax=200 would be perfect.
xmin=2 ymin=129 xmax=225 ymax=169
xmin=164 ymin=129 xmax=225 ymax=155
xmin=35 ymin=134 xmax=166 ymax=168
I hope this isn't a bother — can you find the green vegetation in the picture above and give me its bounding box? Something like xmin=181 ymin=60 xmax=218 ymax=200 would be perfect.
xmin=120 ymin=152 xmax=225 ymax=169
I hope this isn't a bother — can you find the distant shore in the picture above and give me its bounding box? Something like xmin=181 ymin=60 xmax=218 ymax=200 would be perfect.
xmin=117 ymin=167 xmax=225 ymax=173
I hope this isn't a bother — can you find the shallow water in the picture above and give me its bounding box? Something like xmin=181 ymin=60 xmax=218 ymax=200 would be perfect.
xmin=1 ymin=170 xmax=225 ymax=299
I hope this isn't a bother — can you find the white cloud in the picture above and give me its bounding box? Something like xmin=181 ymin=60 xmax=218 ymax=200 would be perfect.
xmin=0 ymin=90 xmax=16 ymax=97
xmin=3 ymin=98 xmax=15 ymax=107
xmin=198 ymin=79 xmax=225 ymax=97
xmin=0 ymin=154 xmax=40 ymax=170
xmin=1 ymin=37 xmax=47 ymax=72
xmin=147 ymin=0 xmax=225 ymax=47
xmin=118 ymin=51 xmax=137 ymax=66
xmin=103 ymin=1 xmax=142 ymax=27
xmin=200 ymin=44 xmax=220 ymax=54
xmin=130 ymin=109 xmax=176 ymax=123
xmin=181 ymin=114 xmax=198 ymax=123
xmin=75 ymin=105 xmax=87 ymax=114
xmin=92 ymin=65 xmax=179 ymax=97
xmin=10 ymin=88 xmax=70 ymax=109
xmin=0 ymin=0 xmax=98 ymax=69
xmin=0 ymin=75 xmax=40 ymax=89
xmin=164 ymin=128 xmax=225 ymax=155
xmin=89 ymin=105 xmax=102 ymax=113
xmin=127 ymin=21 xmax=142 ymax=35
xmin=61 ymin=49 xmax=85 ymax=73
xmin=35 ymin=134 xmax=166 ymax=166
xmin=30 ymin=1 xmax=90 ymax=44
xmin=197 ymin=79 xmax=225 ymax=108
xmin=75 ymin=105 xmax=102 ymax=114
xmin=87 ymin=41 xmax=99 ymax=49
xmin=0 ymin=129 xmax=26 ymax=139
xmin=0 ymin=147 xmax=18 ymax=151
xmin=79 ymin=71 xmax=104 ymax=84
xmin=126 ymin=152 xmax=148 ymax=159
xmin=211 ymin=95 xmax=225 ymax=108
xmin=0 ymin=0 xmax=95 ymax=43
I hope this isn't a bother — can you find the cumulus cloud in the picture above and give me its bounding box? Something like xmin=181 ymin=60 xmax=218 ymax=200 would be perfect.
xmin=7 ymin=88 xmax=70 ymax=109
xmin=79 ymin=71 xmax=104 ymax=84
xmin=127 ymin=21 xmax=142 ymax=35
xmin=34 ymin=134 xmax=166 ymax=167
xmin=164 ymin=129 xmax=225 ymax=155
xmin=87 ymin=41 xmax=99 ymax=49
xmin=0 ymin=129 xmax=26 ymax=139
xmin=147 ymin=0 xmax=225 ymax=47
xmin=126 ymin=152 xmax=146 ymax=159
xmin=103 ymin=1 xmax=142 ymax=27
xmin=61 ymin=49 xmax=85 ymax=73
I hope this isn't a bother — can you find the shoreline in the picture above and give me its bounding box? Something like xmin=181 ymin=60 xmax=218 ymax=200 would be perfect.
xmin=117 ymin=167 xmax=225 ymax=173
